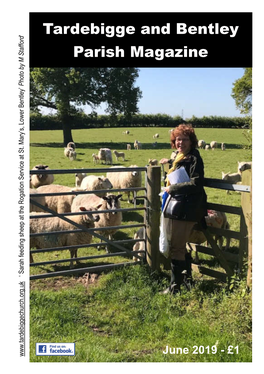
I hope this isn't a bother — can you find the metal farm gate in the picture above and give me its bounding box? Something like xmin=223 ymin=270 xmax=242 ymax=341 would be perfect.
xmin=30 ymin=166 xmax=252 ymax=286
xmin=30 ymin=166 xmax=148 ymax=280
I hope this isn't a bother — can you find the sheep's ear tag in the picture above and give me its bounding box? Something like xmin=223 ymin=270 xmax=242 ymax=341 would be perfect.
xmin=79 ymin=207 xmax=86 ymax=211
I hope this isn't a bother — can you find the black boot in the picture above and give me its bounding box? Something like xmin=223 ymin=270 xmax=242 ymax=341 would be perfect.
xmin=162 ymin=260 xmax=186 ymax=294
xmin=184 ymin=252 xmax=194 ymax=289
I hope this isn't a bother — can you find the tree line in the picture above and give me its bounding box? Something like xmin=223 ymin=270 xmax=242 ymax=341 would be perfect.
xmin=30 ymin=112 xmax=250 ymax=130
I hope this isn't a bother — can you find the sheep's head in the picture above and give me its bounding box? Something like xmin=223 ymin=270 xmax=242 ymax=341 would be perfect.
xmin=102 ymin=194 xmax=122 ymax=214
xmin=98 ymin=177 xmax=113 ymax=190
xmin=32 ymin=165 xmax=50 ymax=181
xmin=79 ymin=206 xmax=101 ymax=223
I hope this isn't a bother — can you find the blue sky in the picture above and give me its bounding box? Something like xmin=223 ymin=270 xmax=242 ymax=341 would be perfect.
xmin=95 ymin=68 xmax=245 ymax=119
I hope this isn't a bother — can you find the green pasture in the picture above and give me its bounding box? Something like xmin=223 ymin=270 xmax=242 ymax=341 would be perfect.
xmin=30 ymin=127 xmax=252 ymax=362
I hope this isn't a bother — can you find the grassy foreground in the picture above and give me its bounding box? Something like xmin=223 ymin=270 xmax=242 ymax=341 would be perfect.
xmin=30 ymin=127 xmax=252 ymax=362
xmin=30 ymin=265 xmax=252 ymax=362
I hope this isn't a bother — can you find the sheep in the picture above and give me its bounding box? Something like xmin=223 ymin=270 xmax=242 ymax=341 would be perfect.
xmin=71 ymin=193 xmax=122 ymax=252
xmin=80 ymin=175 xmax=113 ymax=197
xmin=221 ymin=143 xmax=226 ymax=151
xmin=98 ymin=148 xmax=113 ymax=165
xmin=37 ymin=184 xmax=83 ymax=214
xmin=30 ymin=165 xmax=54 ymax=188
xmin=122 ymin=130 xmax=130 ymax=135
xmin=210 ymin=141 xmax=217 ymax=150
xmin=92 ymin=153 xmax=99 ymax=164
xmin=222 ymin=171 xmax=242 ymax=184
xmin=132 ymin=227 xmax=145 ymax=261
xmin=64 ymin=147 xmax=76 ymax=161
xmin=222 ymin=171 xmax=242 ymax=194
xmin=106 ymin=165 xmax=142 ymax=203
xmin=30 ymin=188 xmax=46 ymax=212
xmin=148 ymin=158 xmax=158 ymax=166
xmin=153 ymin=133 xmax=159 ymax=139
xmin=198 ymin=140 xmax=206 ymax=149
xmin=113 ymin=150 xmax=125 ymax=162
xmin=205 ymin=144 xmax=210 ymax=150
xmin=188 ymin=210 xmax=230 ymax=250
xmin=30 ymin=206 xmax=101 ymax=268
xmin=127 ymin=144 xmax=131 ymax=151
xmin=67 ymin=142 xmax=76 ymax=150
xmin=168 ymin=129 xmax=174 ymax=134
xmin=134 ymin=140 xmax=142 ymax=150
xmin=238 ymin=161 xmax=252 ymax=173
xmin=75 ymin=172 xmax=87 ymax=187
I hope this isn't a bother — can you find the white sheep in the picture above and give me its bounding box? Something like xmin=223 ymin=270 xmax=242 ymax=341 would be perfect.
xmin=106 ymin=165 xmax=142 ymax=203
xmin=30 ymin=165 xmax=54 ymax=188
xmin=71 ymin=193 xmax=122 ymax=252
xmin=98 ymin=148 xmax=113 ymax=165
xmin=205 ymin=144 xmax=210 ymax=150
xmin=75 ymin=172 xmax=87 ymax=187
xmin=37 ymin=184 xmax=82 ymax=213
xmin=238 ymin=161 xmax=252 ymax=173
xmin=148 ymin=158 xmax=158 ymax=166
xmin=188 ymin=210 xmax=230 ymax=250
xmin=30 ymin=188 xmax=46 ymax=212
xmin=132 ymin=227 xmax=145 ymax=261
xmin=122 ymin=130 xmax=130 ymax=135
xmin=153 ymin=133 xmax=159 ymax=139
xmin=64 ymin=147 xmax=76 ymax=161
xmin=221 ymin=143 xmax=226 ymax=151
xmin=168 ymin=129 xmax=174 ymax=134
xmin=127 ymin=144 xmax=131 ymax=151
xmin=80 ymin=175 xmax=113 ymax=197
xmin=92 ymin=153 xmax=99 ymax=164
xmin=134 ymin=140 xmax=142 ymax=150
xmin=198 ymin=140 xmax=206 ymax=149
xmin=210 ymin=141 xmax=217 ymax=150
xmin=113 ymin=150 xmax=125 ymax=162
xmin=30 ymin=206 xmax=101 ymax=268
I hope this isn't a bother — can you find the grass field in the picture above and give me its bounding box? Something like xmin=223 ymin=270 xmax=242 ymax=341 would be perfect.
xmin=30 ymin=127 xmax=252 ymax=362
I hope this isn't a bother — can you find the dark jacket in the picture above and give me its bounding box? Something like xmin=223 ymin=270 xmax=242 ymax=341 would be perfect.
xmin=166 ymin=148 xmax=207 ymax=222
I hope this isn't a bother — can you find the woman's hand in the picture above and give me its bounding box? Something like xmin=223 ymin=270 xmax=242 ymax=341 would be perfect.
xmin=159 ymin=158 xmax=169 ymax=164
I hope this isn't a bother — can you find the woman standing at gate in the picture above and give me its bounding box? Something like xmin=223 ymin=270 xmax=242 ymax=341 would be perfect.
xmin=159 ymin=124 xmax=207 ymax=294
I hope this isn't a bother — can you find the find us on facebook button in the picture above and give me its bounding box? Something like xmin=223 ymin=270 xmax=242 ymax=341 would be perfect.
xmin=36 ymin=343 xmax=75 ymax=356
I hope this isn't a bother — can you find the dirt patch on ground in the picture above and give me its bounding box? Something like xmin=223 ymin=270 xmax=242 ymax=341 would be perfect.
xmin=30 ymin=272 xmax=100 ymax=291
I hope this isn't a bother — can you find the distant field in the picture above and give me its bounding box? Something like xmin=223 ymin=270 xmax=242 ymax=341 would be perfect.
xmin=30 ymin=127 xmax=251 ymax=179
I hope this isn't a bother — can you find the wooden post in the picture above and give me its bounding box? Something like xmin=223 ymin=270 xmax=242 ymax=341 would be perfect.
xmin=145 ymin=166 xmax=161 ymax=271
xmin=241 ymin=170 xmax=252 ymax=289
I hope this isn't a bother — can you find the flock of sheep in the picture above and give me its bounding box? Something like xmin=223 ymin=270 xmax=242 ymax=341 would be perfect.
xmin=30 ymin=133 xmax=252 ymax=270
xmin=198 ymin=139 xmax=225 ymax=151
xmin=30 ymin=142 xmax=143 ymax=267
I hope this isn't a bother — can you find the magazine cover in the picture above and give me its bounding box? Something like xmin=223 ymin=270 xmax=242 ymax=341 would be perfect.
xmin=4 ymin=1 xmax=260 ymax=372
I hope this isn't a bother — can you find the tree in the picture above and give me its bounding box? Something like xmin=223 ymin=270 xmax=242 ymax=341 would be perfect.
xmin=30 ymin=68 xmax=142 ymax=145
xmin=231 ymin=68 xmax=252 ymax=115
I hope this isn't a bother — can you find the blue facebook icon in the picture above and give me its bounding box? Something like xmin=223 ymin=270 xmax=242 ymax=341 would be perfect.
xmin=38 ymin=345 xmax=47 ymax=353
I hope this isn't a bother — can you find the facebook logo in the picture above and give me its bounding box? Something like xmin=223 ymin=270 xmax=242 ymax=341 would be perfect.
xmin=36 ymin=343 xmax=75 ymax=356
xmin=38 ymin=345 xmax=47 ymax=353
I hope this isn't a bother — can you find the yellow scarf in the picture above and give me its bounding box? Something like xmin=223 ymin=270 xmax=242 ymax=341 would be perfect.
xmin=165 ymin=152 xmax=185 ymax=186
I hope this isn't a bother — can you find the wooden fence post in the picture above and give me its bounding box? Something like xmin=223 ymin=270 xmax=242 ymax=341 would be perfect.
xmin=241 ymin=169 xmax=252 ymax=289
xmin=146 ymin=166 xmax=161 ymax=272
